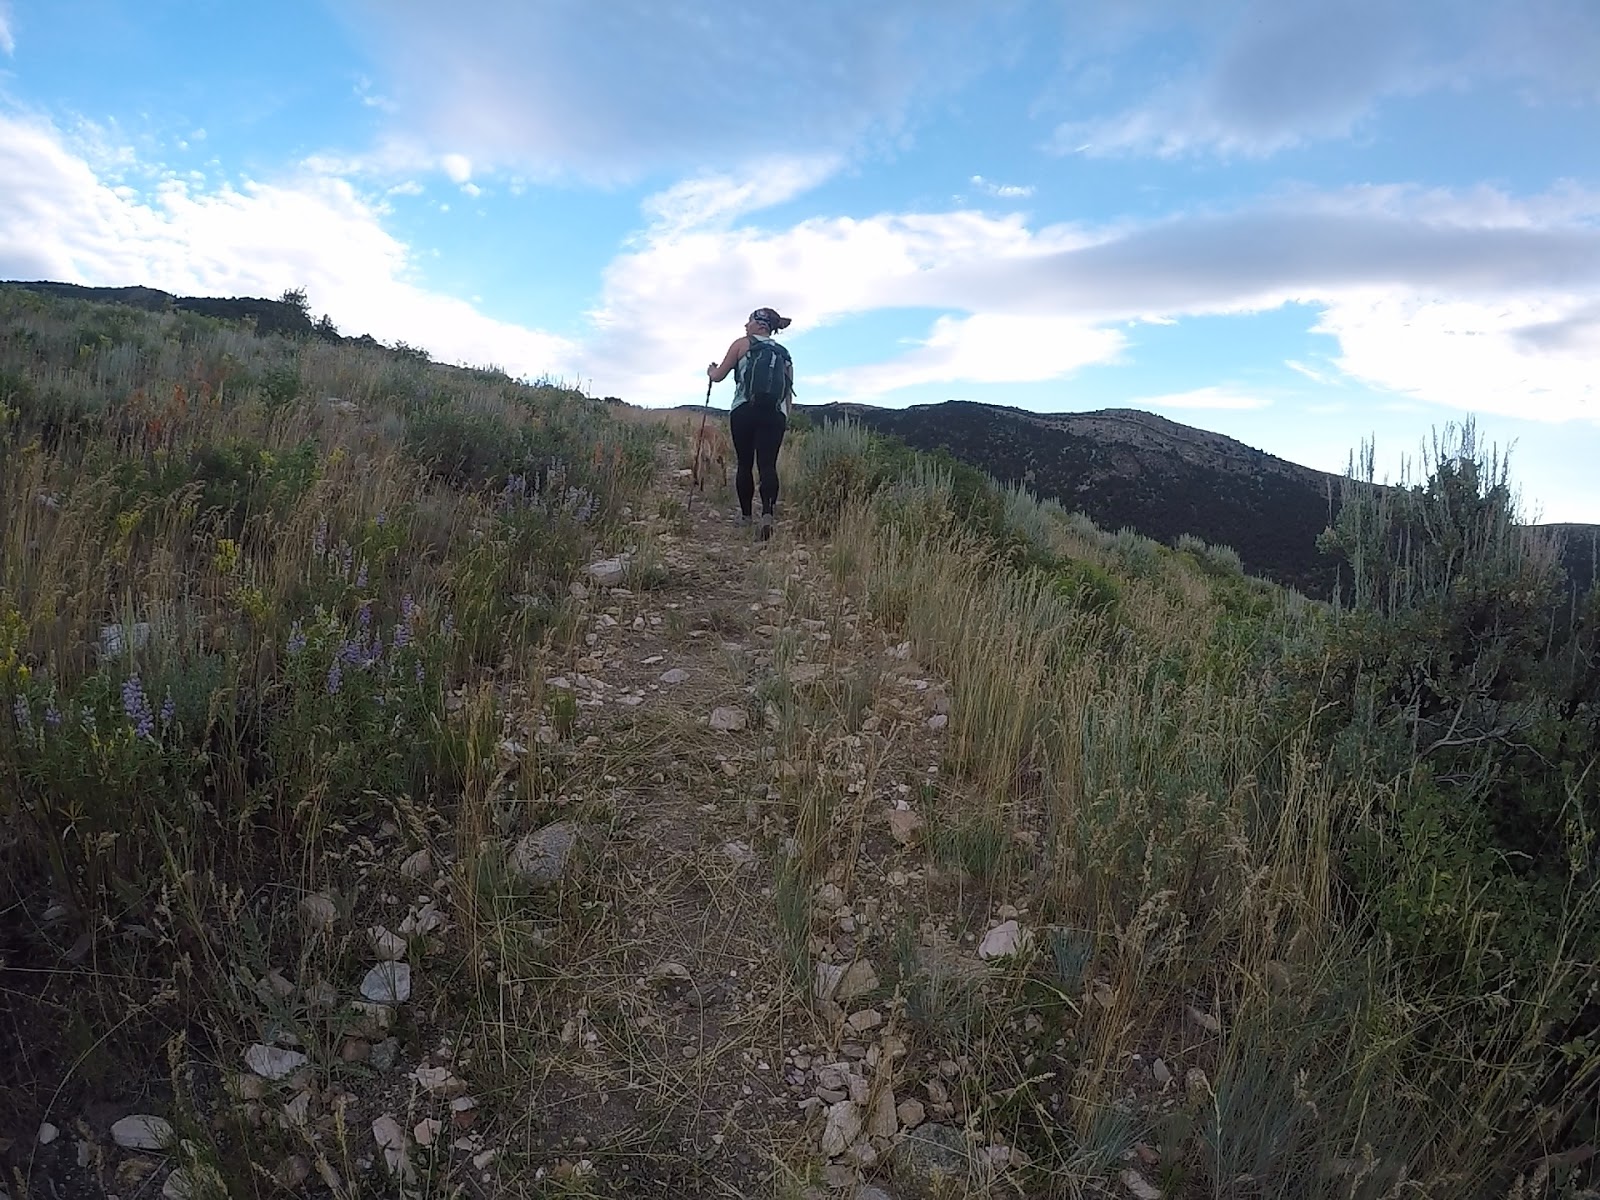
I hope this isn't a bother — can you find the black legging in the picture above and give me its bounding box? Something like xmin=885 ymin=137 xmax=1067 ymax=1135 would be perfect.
xmin=729 ymin=402 xmax=787 ymax=517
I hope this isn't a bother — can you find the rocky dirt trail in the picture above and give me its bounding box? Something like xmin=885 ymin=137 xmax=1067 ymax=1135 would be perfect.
xmin=10 ymin=450 xmax=1073 ymax=1200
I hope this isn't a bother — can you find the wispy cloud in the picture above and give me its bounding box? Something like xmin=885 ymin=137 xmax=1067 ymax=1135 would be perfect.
xmin=334 ymin=0 xmax=1015 ymax=179
xmin=640 ymin=157 xmax=841 ymax=235
xmin=1052 ymin=0 xmax=1600 ymax=158
xmin=1133 ymin=386 xmax=1274 ymax=411
xmin=970 ymin=174 xmax=1034 ymax=199
xmin=0 ymin=2 xmax=14 ymax=56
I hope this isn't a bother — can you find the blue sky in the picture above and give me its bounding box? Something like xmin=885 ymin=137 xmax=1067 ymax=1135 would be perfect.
xmin=2 ymin=1 xmax=1598 ymax=520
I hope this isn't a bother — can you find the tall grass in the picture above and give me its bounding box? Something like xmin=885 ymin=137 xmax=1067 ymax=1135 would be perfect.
xmin=0 ymin=289 xmax=659 ymax=1166
xmin=782 ymin=414 xmax=1599 ymax=1198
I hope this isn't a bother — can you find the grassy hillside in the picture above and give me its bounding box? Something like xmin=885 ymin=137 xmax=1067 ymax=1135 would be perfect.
xmin=1 ymin=286 xmax=1596 ymax=1199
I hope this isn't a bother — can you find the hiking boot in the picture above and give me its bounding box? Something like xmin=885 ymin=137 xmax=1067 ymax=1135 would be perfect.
xmin=758 ymin=513 xmax=774 ymax=542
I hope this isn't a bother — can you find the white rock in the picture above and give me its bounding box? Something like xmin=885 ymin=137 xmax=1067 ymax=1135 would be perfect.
xmin=361 ymin=962 xmax=412 ymax=1004
xmin=709 ymin=706 xmax=748 ymax=732
xmin=245 ymin=1044 xmax=308 ymax=1081
xmin=896 ymin=1097 xmax=926 ymax=1129
xmin=411 ymin=1066 xmax=467 ymax=1096
xmin=927 ymin=713 xmax=948 ymax=729
xmin=414 ymin=1118 xmax=441 ymax=1148
xmin=723 ymin=841 xmax=757 ymax=869
xmin=1121 ymin=1168 xmax=1163 ymax=1199
xmin=37 ymin=1122 xmax=59 ymax=1145
xmin=110 ymin=1114 xmax=174 ymax=1151
xmin=659 ymin=668 xmax=690 ymax=684
xmin=978 ymin=920 xmax=1032 ymax=960
xmin=372 ymin=1115 xmax=413 ymax=1182
xmin=368 ymin=926 xmax=407 ymax=961
xmin=399 ymin=848 xmax=432 ymax=878
xmin=867 ymin=1087 xmax=899 ymax=1139
xmin=585 ymin=557 xmax=629 ymax=587
xmin=510 ymin=821 xmax=581 ymax=885
xmin=1188 ymin=1005 xmax=1222 ymax=1034
xmin=820 ymin=1100 xmax=864 ymax=1158
xmin=162 ymin=1166 xmax=225 ymax=1200
xmin=299 ymin=893 xmax=337 ymax=930
xmin=1152 ymin=1058 xmax=1172 ymax=1087
xmin=816 ymin=960 xmax=880 ymax=1002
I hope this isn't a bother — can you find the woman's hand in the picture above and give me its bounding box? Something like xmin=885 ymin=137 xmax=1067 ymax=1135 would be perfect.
xmin=707 ymin=362 xmax=719 ymax=379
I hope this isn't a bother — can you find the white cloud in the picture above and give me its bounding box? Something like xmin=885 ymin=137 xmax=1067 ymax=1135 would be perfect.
xmin=640 ymin=156 xmax=841 ymax=235
xmin=1054 ymin=0 xmax=1600 ymax=158
xmin=333 ymin=0 xmax=1013 ymax=179
xmin=0 ymin=112 xmax=575 ymax=378
xmin=1285 ymin=359 xmax=1334 ymax=385
xmin=0 ymin=3 xmax=13 ymax=56
xmin=970 ymin=175 xmax=1034 ymax=199
xmin=817 ymin=315 xmax=1126 ymax=400
xmin=1133 ymin=386 xmax=1274 ymax=411
xmin=1316 ymin=292 xmax=1598 ymax=421
xmin=440 ymin=153 xmax=472 ymax=184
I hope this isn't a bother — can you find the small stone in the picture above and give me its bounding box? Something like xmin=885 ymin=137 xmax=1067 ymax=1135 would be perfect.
xmin=892 ymin=1124 xmax=969 ymax=1192
xmin=586 ymin=557 xmax=628 ymax=587
xmin=372 ymin=1115 xmax=413 ymax=1182
xmin=927 ymin=714 xmax=948 ymax=729
xmin=245 ymin=1043 xmax=308 ymax=1080
xmin=1187 ymin=1005 xmax=1222 ymax=1034
xmin=163 ymin=1166 xmax=225 ymax=1200
xmin=370 ymin=1038 xmax=402 ymax=1072
xmin=1185 ymin=1067 xmax=1212 ymax=1104
xmin=412 ymin=1066 xmax=467 ymax=1097
xmin=399 ymin=849 xmax=432 ymax=878
xmin=510 ymin=822 xmax=581 ymax=885
xmin=414 ymin=1118 xmax=441 ymax=1148
xmin=1152 ymin=1058 xmax=1172 ymax=1087
xmin=978 ymin=920 xmax=1032 ymax=960
xmin=361 ymin=962 xmax=412 ymax=1004
xmin=369 ymin=926 xmax=407 ymax=961
xmin=341 ymin=1039 xmax=371 ymax=1063
xmin=275 ymin=1155 xmax=311 ymax=1189
xmin=37 ymin=1122 xmax=59 ymax=1145
xmin=724 ymin=841 xmax=757 ymax=869
xmin=659 ymin=668 xmax=690 ymax=684
xmin=1121 ymin=1168 xmax=1163 ymax=1199
xmin=111 ymin=1115 xmax=174 ymax=1152
xmin=886 ymin=809 xmax=923 ymax=846
xmin=896 ymin=1098 xmax=926 ymax=1128
xmin=299 ymin=893 xmax=337 ymax=930
xmin=709 ymin=706 xmax=748 ymax=732
xmin=867 ymin=1088 xmax=898 ymax=1139
xmin=820 ymin=1100 xmax=864 ymax=1158
xmin=846 ymin=1009 xmax=883 ymax=1033
xmin=835 ymin=960 xmax=880 ymax=1001
xmin=350 ymin=1001 xmax=394 ymax=1037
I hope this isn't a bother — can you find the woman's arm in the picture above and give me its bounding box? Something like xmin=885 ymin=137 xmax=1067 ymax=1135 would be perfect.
xmin=707 ymin=337 xmax=748 ymax=383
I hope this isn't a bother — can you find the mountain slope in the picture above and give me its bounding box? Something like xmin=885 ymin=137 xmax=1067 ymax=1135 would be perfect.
xmin=801 ymin=400 xmax=1343 ymax=596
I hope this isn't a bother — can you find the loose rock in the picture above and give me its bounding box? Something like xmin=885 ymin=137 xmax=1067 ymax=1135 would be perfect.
xmin=37 ymin=1122 xmax=58 ymax=1145
xmin=299 ymin=893 xmax=337 ymax=930
xmin=977 ymin=920 xmax=1032 ymax=960
xmin=895 ymin=1098 xmax=926 ymax=1129
xmin=1121 ymin=1168 xmax=1163 ymax=1199
xmin=510 ymin=822 xmax=581 ymax=885
xmin=245 ymin=1044 xmax=308 ymax=1081
xmin=586 ymin=557 xmax=629 ymax=587
xmin=399 ymin=848 xmax=432 ymax=878
xmin=659 ymin=668 xmax=690 ymax=684
xmin=110 ymin=1115 xmax=174 ymax=1152
xmin=891 ymin=1124 xmax=969 ymax=1192
xmin=360 ymin=962 xmax=412 ymax=1005
xmin=368 ymin=926 xmax=407 ymax=961
xmin=821 ymin=1100 xmax=864 ymax=1158
xmin=709 ymin=706 xmax=748 ymax=732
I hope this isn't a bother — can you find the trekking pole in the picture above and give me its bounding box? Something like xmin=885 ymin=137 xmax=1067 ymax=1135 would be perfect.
xmin=687 ymin=377 xmax=712 ymax=517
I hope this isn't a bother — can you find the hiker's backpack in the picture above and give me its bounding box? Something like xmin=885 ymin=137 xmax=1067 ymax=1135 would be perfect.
xmin=743 ymin=338 xmax=791 ymax=410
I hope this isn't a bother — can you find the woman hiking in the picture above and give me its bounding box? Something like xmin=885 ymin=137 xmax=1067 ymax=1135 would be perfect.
xmin=707 ymin=307 xmax=793 ymax=541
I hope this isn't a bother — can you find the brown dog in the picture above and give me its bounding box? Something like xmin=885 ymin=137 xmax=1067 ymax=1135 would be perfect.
xmin=690 ymin=421 xmax=731 ymax=492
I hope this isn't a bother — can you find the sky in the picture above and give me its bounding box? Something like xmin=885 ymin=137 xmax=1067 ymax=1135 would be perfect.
xmin=1 ymin=1 xmax=1598 ymax=521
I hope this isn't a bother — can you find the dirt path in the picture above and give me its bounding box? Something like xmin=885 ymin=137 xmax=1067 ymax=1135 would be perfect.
xmin=503 ymin=451 xmax=984 ymax=1198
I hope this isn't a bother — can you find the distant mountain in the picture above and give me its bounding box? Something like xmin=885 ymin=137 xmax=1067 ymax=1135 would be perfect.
xmin=797 ymin=400 xmax=1598 ymax=602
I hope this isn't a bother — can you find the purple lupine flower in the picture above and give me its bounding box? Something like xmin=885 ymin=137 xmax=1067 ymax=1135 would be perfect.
xmin=121 ymin=675 xmax=155 ymax=738
xmin=13 ymin=696 xmax=31 ymax=732
xmin=44 ymin=705 xmax=62 ymax=729
xmin=326 ymin=663 xmax=343 ymax=695
xmin=340 ymin=543 xmax=354 ymax=579
xmin=338 ymin=637 xmax=365 ymax=666
xmin=79 ymin=707 xmax=96 ymax=733
xmin=400 ymin=594 xmax=416 ymax=623
xmin=359 ymin=601 xmax=373 ymax=629
xmin=414 ymin=661 xmax=425 ymax=684
xmin=161 ymin=691 xmax=176 ymax=725
xmin=442 ymin=610 xmax=455 ymax=637
xmin=355 ymin=562 xmax=369 ymax=589
xmin=392 ymin=620 xmax=412 ymax=650
xmin=375 ymin=511 xmax=387 ymax=528
xmin=312 ymin=516 xmax=328 ymax=559
xmin=287 ymin=621 xmax=307 ymax=657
